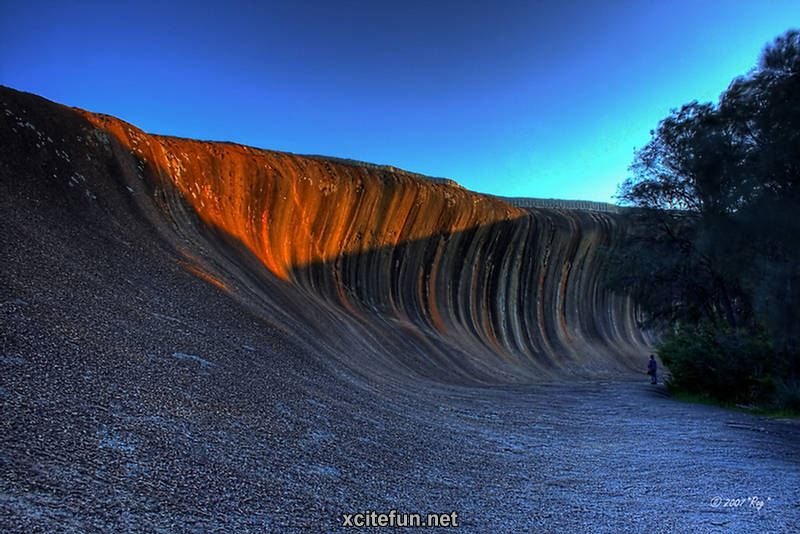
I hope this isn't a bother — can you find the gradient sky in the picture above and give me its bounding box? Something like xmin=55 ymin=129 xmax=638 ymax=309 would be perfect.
xmin=2 ymin=1 xmax=798 ymax=202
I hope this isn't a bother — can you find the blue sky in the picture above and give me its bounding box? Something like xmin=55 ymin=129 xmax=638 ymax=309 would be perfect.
xmin=1 ymin=1 xmax=798 ymax=202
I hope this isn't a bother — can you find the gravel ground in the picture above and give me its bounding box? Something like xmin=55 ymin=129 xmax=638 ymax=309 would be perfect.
xmin=2 ymin=337 xmax=799 ymax=534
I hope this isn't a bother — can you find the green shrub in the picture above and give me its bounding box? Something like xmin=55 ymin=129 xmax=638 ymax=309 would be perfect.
xmin=657 ymin=321 xmax=777 ymax=405
xmin=773 ymin=379 xmax=800 ymax=412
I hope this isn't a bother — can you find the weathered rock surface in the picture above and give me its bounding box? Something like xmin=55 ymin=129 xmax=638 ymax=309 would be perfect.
xmin=3 ymin=86 xmax=648 ymax=384
xmin=2 ymin=87 xmax=797 ymax=533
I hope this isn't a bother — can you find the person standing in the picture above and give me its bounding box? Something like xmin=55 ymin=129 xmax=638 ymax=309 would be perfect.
xmin=647 ymin=354 xmax=657 ymax=384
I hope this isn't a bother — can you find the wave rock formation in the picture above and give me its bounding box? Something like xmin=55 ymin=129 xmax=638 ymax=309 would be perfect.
xmin=9 ymin=87 xmax=800 ymax=534
xmin=1 ymin=86 xmax=647 ymax=386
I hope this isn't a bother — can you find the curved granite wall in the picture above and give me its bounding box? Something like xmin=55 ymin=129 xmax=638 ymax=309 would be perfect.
xmin=2 ymin=87 xmax=649 ymax=384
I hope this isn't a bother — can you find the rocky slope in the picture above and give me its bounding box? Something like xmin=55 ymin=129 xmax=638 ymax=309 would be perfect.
xmin=1 ymin=86 xmax=647 ymax=387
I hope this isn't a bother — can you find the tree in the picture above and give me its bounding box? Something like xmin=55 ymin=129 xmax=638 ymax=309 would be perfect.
xmin=612 ymin=29 xmax=800 ymax=404
xmin=721 ymin=30 xmax=800 ymax=365
xmin=614 ymin=100 xmax=750 ymax=330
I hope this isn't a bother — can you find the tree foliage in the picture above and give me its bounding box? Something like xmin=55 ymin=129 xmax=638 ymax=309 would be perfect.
xmin=611 ymin=30 xmax=800 ymax=405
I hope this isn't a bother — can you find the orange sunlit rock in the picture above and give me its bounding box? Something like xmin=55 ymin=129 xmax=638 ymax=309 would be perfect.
xmin=2 ymin=86 xmax=650 ymax=382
